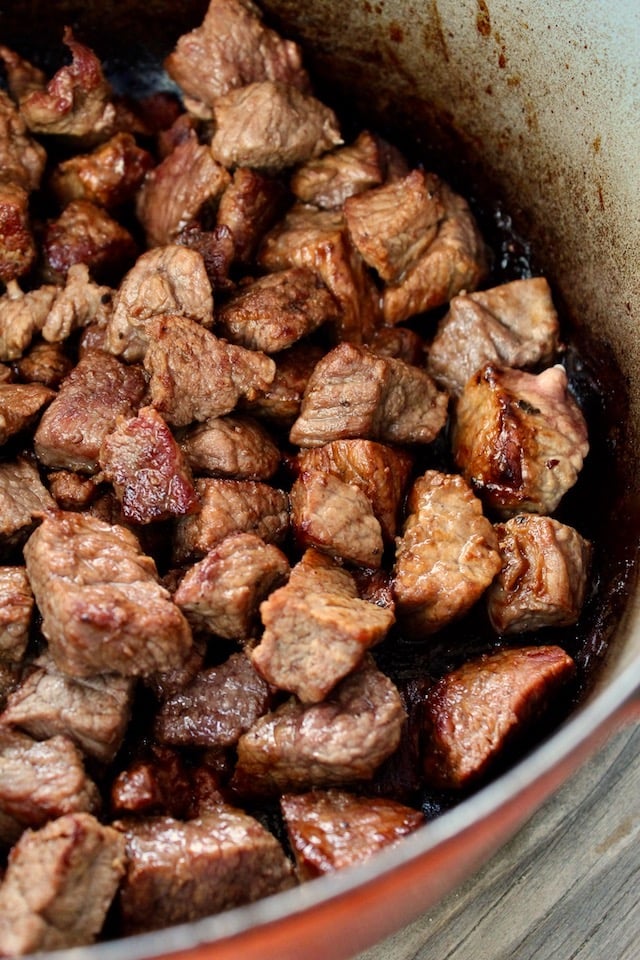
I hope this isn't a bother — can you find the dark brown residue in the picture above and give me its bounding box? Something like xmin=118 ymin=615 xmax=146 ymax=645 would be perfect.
xmin=476 ymin=0 xmax=491 ymax=37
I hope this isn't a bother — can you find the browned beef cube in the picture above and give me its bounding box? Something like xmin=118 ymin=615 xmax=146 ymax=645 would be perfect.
xmin=0 ymin=567 xmax=33 ymax=665
xmin=251 ymin=552 xmax=394 ymax=703
xmin=290 ymin=130 xmax=392 ymax=209
xmin=453 ymin=363 xmax=590 ymax=515
xmin=2 ymin=651 xmax=134 ymax=763
xmin=0 ymin=458 xmax=55 ymax=548
xmin=116 ymin=808 xmax=294 ymax=934
xmin=173 ymin=478 xmax=289 ymax=563
xmin=39 ymin=262 xmax=113 ymax=344
xmin=367 ymin=324 xmax=427 ymax=365
xmin=110 ymin=744 xmax=221 ymax=819
xmin=0 ymin=87 xmax=46 ymax=190
xmin=42 ymin=199 xmax=137 ymax=284
xmin=34 ymin=349 xmax=146 ymax=473
xmin=0 ymin=383 xmax=55 ymax=445
xmin=382 ymin=182 xmax=487 ymax=325
xmin=0 ymin=728 xmax=99 ymax=829
xmin=233 ymin=656 xmax=405 ymax=795
xmin=164 ymin=0 xmax=310 ymax=118
xmin=422 ymin=645 xmax=576 ymax=789
xmin=487 ymin=515 xmax=592 ymax=634
xmin=99 ymin=406 xmax=198 ymax=524
xmin=143 ymin=635 xmax=207 ymax=703
xmin=136 ymin=132 xmax=231 ymax=248
xmin=216 ymin=267 xmax=338 ymax=353
xmin=242 ymin=342 xmax=324 ymax=427
xmin=428 ymin=277 xmax=561 ymax=396
xmin=14 ymin=342 xmax=74 ymax=388
xmin=47 ymin=470 xmax=100 ymax=510
xmin=105 ymin=245 xmax=213 ymax=362
xmin=290 ymin=470 xmax=384 ymax=568
xmin=174 ymin=532 xmax=289 ymax=639
xmin=154 ymin=652 xmax=273 ymax=749
xmin=0 ymin=282 xmax=56 ymax=362
xmin=175 ymin=221 xmax=236 ymax=292
xmin=393 ymin=470 xmax=502 ymax=637
xmin=143 ymin=315 xmax=276 ymax=427
xmin=49 ymin=132 xmax=154 ymax=209
xmin=156 ymin=111 xmax=200 ymax=159
xmin=0 ymin=183 xmax=36 ymax=283
xmin=217 ymin=166 xmax=287 ymax=264
xmin=289 ymin=343 xmax=448 ymax=448
xmin=24 ymin=510 xmax=192 ymax=678
xmin=281 ymin=789 xmax=423 ymax=879
xmin=259 ymin=204 xmax=380 ymax=343
xmin=0 ymin=812 xmax=126 ymax=955
xmin=298 ymin=438 xmax=414 ymax=544
xmin=179 ymin=413 xmax=281 ymax=481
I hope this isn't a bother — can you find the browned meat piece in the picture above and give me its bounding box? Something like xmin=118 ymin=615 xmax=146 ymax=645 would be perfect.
xmin=43 ymin=262 xmax=113 ymax=343
xmin=154 ymin=652 xmax=273 ymax=749
xmin=290 ymin=470 xmax=384 ymax=568
xmin=382 ymin=182 xmax=487 ymax=325
xmin=487 ymin=514 xmax=592 ymax=634
xmin=298 ymin=438 xmax=414 ymax=543
xmin=105 ymin=245 xmax=213 ymax=362
xmin=352 ymin=567 xmax=396 ymax=611
xmin=2 ymin=650 xmax=134 ymax=763
xmin=216 ymin=267 xmax=339 ymax=353
xmin=0 ymin=383 xmax=55 ymax=446
xmin=0 ymin=458 xmax=55 ymax=548
xmin=42 ymin=199 xmax=137 ymax=284
xmin=173 ymin=477 xmax=289 ymax=562
xmin=116 ymin=808 xmax=294 ymax=934
xmin=233 ymin=656 xmax=405 ymax=795
xmin=367 ymin=324 xmax=427 ymax=365
xmin=211 ymin=81 xmax=342 ymax=173
xmin=156 ymin=111 xmax=199 ymax=159
xmin=0 ymin=182 xmax=36 ymax=283
xmin=14 ymin=341 xmax=74 ymax=388
xmin=289 ymin=343 xmax=448 ymax=448
xmin=174 ymin=532 xmax=289 ymax=639
xmin=428 ymin=277 xmax=561 ymax=396
xmin=217 ymin=167 xmax=287 ymax=264
xmin=281 ymin=789 xmax=423 ymax=879
xmin=24 ymin=510 xmax=193 ymax=678
xmin=110 ymin=744 xmax=222 ymax=819
xmin=47 ymin=470 xmax=100 ymax=510
xmin=453 ymin=363 xmax=590 ymax=515
xmin=393 ymin=470 xmax=502 ymax=637
xmin=0 ymin=728 xmax=99 ymax=829
xmin=0 ymin=88 xmax=47 ymax=190
xmin=0 ymin=281 xmax=56 ymax=361
xmin=136 ymin=131 xmax=231 ymax=248
xmin=175 ymin=221 xmax=235 ymax=292
xmin=0 ymin=812 xmax=126 ymax=955
xmin=259 ymin=204 xmax=380 ymax=343
xmin=179 ymin=413 xmax=281 ymax=480
xmin=251 ymin=551 xmax=394 ymax=703
xmin=143 ymin=315 xmax=275 ymax=427
xmin=164 ymin=0 xmax=310 ymax=119
xmin=242 ymin=342 xmax=325 ymax=427
xmin=142 ymin=635 xmax=207 ymax=704
xmin=99 ymin=406 xmax=198 ymax=524
xmin=49 ymin=132 xmax=154 ymax=209
xmin=0 ymin=567 xmax=32 ymax=665
xmin=344 ymin=169 xmax=446 ymax=282
xmin=34 ymin=349 xmax=146 ymax=473
xmin=290 ymin=130 xmax=392 ymax=209
xmin=422 ymin=645 xmax=576 ymax=789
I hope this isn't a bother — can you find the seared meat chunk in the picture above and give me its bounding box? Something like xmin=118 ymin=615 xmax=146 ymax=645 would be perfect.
xmin=233 ymin=656 xmax=405 ymax=794
xmin=24 ymin=510 xmax=192 ymax=678
xmin=211 ymin=81 xmax=342 ymax=173
xmin=164 ymin=0 xmax=309 ymax=119
xmin=0 ymin=458 xmax=55 ymax=547
xmin=0 ymin=813 xmax=125 ymax=955
xmin=49 ymin=132 xmax=154 ymax=209
xmin=3 ymin=651 xmax=134 ymax=763
xmin=174 ymin=532 xmax=289 ymax=639
xmin=367 ymin=324 xmax=427 ymax=365
xmin=487 ymin=514 xmax=592 ymax=634
xmin=289 ymin=343 xmax=448 ymax=448
xmin=176 ymin=221 xmax=235 ymax=292
xmin=143 ymin=636 xmax=207 ymax=704
xmin=290 ymin=470 xmax=384 ymax=568
xmin=422 ymin=645 xmax=576 ymax=789
xmin=143 ymin=315 xmax=276 ymax=427
xmin=0 ymin=383 xmax=55 ymax=445
xmin=116 ymin=808 xmax=294 ymax=934
xmin=216 ymin=167 xmax=286 ymax=264
xmin=34 ymin=349 xmax=146 ymax=473
xmin=154 ymin=652 xmax=273 ymax=749
xmin=453 ymin=363 xmax=590 ymax=515
xmin=0 ymin=567 xmax=33 ymax=665
xmin=0 ymin=182 xmax=37 ymax=283
xmin=216 ymin=267 xmax=338 ymax=353
xmin=41 ymin=262 xmax=113 ymax=343
xmin=281 ymin=789 xmax=423 ymax=879
xmin=173 ymin=478 xmax=289 ymax=562
xmin=47 ymin=470 xmax=100 ymax=510
xmin=428 ymin=277 xmax=561 ymax=396
xmin=392 ymin=470 xmax=502 ymax=637
xmin=179 ymin=413 xmax=281 ymax=480
xmin=42 ymin=199 xmax=137 ymax=284
xmin=14 ymin=341 xmax=74 ymax=388
xmin=251 ymin=551 xmax=394 ymax=702
xmin=0 ymin=88 xmax=46 ymax=190
xmin=105 ymin=245 xmax=213 ymax=363
xmin=242 ymin=342 xmax=324 ymax=427
xmin=0 ymin=281 xmax=55 ymax=361
xmin=290 ymin=130 xmax=391 ymax=209
xmin=136 ymin=132 xmax=231 ymax=248
xmin=99 ymin=406 xmax=198 ymax=524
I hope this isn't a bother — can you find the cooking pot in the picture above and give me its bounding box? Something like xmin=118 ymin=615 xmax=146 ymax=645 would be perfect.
xmin=0 ymin=1 xmax=638 ymax=958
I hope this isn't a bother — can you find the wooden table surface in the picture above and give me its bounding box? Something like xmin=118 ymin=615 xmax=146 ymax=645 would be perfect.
xmin=355 ymin=721 xmax=640 ymax=960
